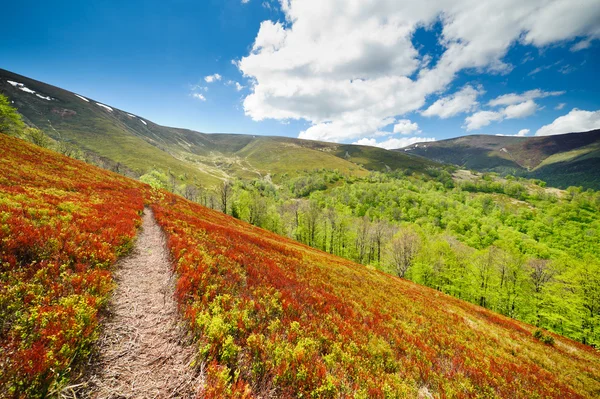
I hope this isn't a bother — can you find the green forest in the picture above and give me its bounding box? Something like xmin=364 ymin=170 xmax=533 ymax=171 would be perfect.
xmin=145 ymin=166 xmax=600 ymax=347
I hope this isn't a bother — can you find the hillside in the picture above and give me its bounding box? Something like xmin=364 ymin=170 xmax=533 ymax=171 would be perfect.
xmin=400 ymin=130 xmax=600 ymax=189
xmin=0 ymin=69 xmax=435 ymax=187
xmin=2 ymin=135 xmax=600 ymax=397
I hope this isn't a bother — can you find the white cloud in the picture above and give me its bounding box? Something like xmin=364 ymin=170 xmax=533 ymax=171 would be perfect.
xmin=204 ymin=73 xmax=222 ymax=83
xmin=488 ymin=89 xmax=564 ymax=107
xmin=465 ymin=100 xmax=538 ymax=130
xmin=503 ymin=100 xmax=538 ymax=119
xmin=393 ymin=119 xmax=420 ymax=135
xmin=191 ymin=93 xmax=206 ymax=101
xmin=238 ymin=0 xmax=600 ymax=142
xmin=227 ymin=80 xmax=246 ymax=91
xmin=354 ymin=136 xmax=436 ymax=149
xmin=571 ymin=38 xmax=593 ymax=51
xmin=536 ymin=109 xmax=600 ymax=136
xmin=555 ymin=102 xmax=566 ymax=110
xmin=498 ymin=129 xmax=530 ymax=137
xmin=421 ymin=85 xmax=483 ymax=119
xmin=464 ymin=111 xmax=503 ymax=131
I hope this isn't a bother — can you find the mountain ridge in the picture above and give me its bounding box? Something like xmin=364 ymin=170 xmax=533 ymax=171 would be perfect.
xmin=399 ymin=130 xmax=600 ymax=189
xmin=0 ymin=68 xmax=436 ymax=187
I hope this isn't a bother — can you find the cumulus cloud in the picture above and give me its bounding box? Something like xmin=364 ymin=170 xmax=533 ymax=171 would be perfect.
xmin=204 ymin=73 xmax=222 ymax=83
xmin=238 ymin=0 xmax=600 ymax=142
xmin=488 ymin=89 xmax=565 ymax=107
xmin=353 ymin=136 xmax=436 ymax=150
xmin=464 ymin=111 xmax=504 ymax=131
xmin=421 ymin=85 xmax=483 ymax=119
xmin=393 ymin=119 xmax=420 ymax=134
xmin=496 ymin=129 xmax=530 ymax=137
xmin=503 ymin=100 xmax=538 ymax=119
xmin=536 ymin=109 xmax=600 ymax=136
xmin=191 ymin=93 xmax=206 ymax=101
xmin=465 ymin=99 xmax=539 ymax=130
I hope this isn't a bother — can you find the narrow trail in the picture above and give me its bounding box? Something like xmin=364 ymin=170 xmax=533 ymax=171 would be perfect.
xmin=82 ymin=208 xmax=200 ymax=398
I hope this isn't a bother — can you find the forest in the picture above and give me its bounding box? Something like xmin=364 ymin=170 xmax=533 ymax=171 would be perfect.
xmin=144 ymin=167 xmax=600 ymax=348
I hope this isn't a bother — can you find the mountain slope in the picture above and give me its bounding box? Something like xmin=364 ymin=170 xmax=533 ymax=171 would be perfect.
xmin=400 ymin=130 xmax=600 ymax=189
xmin=3 ymin=135 xmax=600 ymax=397
xmin=0 ymin=69 xmax=435 ymax=187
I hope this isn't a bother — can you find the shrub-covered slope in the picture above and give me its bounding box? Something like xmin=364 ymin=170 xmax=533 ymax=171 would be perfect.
xmin=0 ymin=135 xmax=147 ymax=397
xmin=1 ymin=134 xmax=600 ymax=398
xmin=152 ymin=191 xmax=600 ymax=398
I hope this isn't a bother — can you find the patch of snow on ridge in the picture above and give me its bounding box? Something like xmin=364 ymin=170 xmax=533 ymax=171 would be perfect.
xmin=19 ymin=86 xmax=36 ymax=94
xmin=96 ymin=103 xmax=113 ymax=112
xmin=140 ymin=119 xmax=147 ymax=125
xmin=74 ymin=94 xmax=89 ymax=102
xmin=6 ymin=80 xmax=37 ymax=94
xmin=127 ymin=113 xmax=135 ymax=117
xmin=36 ymin=94 xmax=52 ymax=101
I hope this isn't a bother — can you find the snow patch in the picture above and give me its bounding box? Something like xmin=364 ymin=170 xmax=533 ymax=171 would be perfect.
xmin=6 ymin=79 xmax=53 ymax=98
xmin=96 ymin=103 xmax=113 ymax=112
xmin=140 ymin=119 xmax=147 ymax=125
xmin=500 ymin=147 xmax=508 ymax=153
xmin=127 ymin=113 xmax=135 ymax=117
xmin=19 ymin=86 xmax=36 ymax=94
xmin=74 ymin=94 xmax=89 ymax=102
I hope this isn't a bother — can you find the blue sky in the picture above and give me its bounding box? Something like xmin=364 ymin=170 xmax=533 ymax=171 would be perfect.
xmin=2 ymin=0 xmax=599 ymax=148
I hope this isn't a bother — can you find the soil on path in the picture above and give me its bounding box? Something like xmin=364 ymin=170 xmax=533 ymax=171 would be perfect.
xmin=81 ymin=208 xmax=200 ymax=398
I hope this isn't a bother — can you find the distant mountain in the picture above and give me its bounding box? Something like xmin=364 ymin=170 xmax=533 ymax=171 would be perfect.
xmin=399 ymin=130 xmax=600 ymax=189
xmin=0 ymin=69 xmax=435 ymax=187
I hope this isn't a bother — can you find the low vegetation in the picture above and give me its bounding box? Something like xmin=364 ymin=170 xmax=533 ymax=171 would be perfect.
xmin=0 ymin=135 xmax=147 ymax=397
xmin=1 ymin=96 xmax=600 ymax=397
xmin=152 ymin=188 xmax=600 ymax=398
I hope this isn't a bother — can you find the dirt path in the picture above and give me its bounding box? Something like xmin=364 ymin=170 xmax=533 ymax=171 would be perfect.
xmin=81 ymin=208 xmax=200 ymax=398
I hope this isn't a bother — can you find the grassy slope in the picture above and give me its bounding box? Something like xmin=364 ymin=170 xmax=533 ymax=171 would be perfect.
xmin=0 ymin=69 xmax=433 ymax=187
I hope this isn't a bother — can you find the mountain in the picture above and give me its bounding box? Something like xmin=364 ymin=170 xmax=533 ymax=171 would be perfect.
xmin=399 ymin=130 xmax=600 ymax=189
xmin=0 ymin=68 xmax=435 ymax=187
xmin=2 ymin=133 xmax=599 ymax=397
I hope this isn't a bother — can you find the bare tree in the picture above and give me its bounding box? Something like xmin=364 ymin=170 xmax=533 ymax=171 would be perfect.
xmin=219 ymin=180 xmax=233 ymax=214
xmin=529 ymin=259 xmax=554 ymax=294
xmin=388 ymin=229 xmax=421 ymax=277
xmin=183 ymin=184 xmax=198 ymax=202
xmin=371 ymin=220 xmax=391 ymax=264
xmin=528 ymin=258 xmax=555 ymax=325
xmin=355 ymin=216 xmax=371 ymax=264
